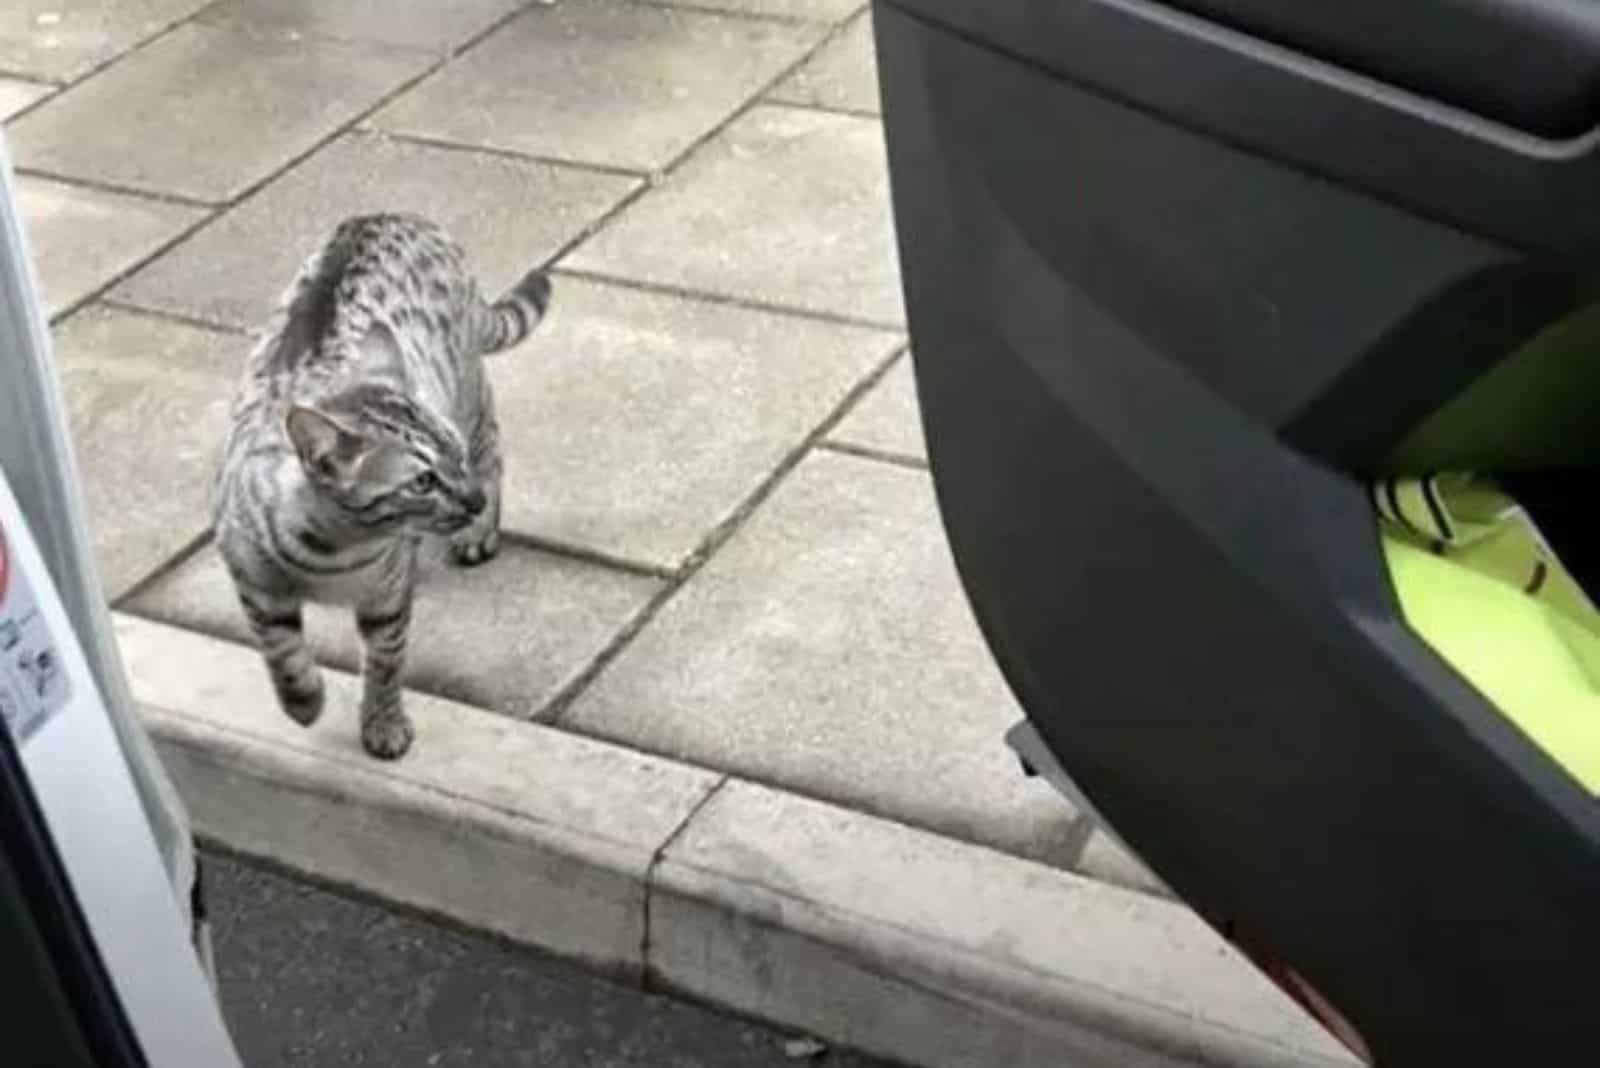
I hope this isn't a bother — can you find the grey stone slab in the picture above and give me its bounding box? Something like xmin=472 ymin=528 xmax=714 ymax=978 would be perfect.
xmin=372 ymin=1 xmax=822 ymax=172
xmin=660 ymin=0 xmax=864 ymax=21
xmin=198 ymin=0 xmax=522 ymax=52
xmin=490 ymin=276 xmax=898 ymax=571
xmin=565 ymin=450 xmax=1079 ymax=863
xmin=15 ymin=175 xmax=203 ymax=317
xmin=116 ymin=131 xmax=639 ymax=329
xmin=119 ymin=613 xmax=723 ymax=980
xmin=829 ymin=354 xmax=924 ymax=461
xmin=7 ymin=22 xmax=433 ymax=202
xmin=128 ymin=540 xmax=660 ymax=718
xmin=50 ymin=305 xmax=245 ymax=599
xmin=0 ymin=0 xmax=211 ymax=82
xmin=1076 ymin=830 xmax=1171 ymax=897
xmin=0 ymin=76 xmax=51 ymax=119
xmin=566 ymin=105 xmax=903 ymax=326
xmin=653 ymin=780 xmax=1357 ymax=1068
xmin=769 ymin=12 xmax=879 ymax=113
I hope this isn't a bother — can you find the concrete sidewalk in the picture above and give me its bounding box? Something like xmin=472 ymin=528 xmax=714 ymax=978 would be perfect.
xmin=4 ymin=2 xmax=1341 ymax=1064
xmin=5 ymin=0 xmax=1120 ymax=886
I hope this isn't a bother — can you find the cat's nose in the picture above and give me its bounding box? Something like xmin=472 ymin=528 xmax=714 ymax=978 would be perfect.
xmin=463 ymin=487 xmax=488 ymax=516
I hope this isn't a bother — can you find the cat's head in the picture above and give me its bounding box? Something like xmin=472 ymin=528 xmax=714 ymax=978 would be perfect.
xmin=284 ymin=384 xmax=485 ymax=535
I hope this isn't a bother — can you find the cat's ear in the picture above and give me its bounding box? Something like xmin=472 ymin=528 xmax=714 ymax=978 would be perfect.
xmin=285 ymin=405 xmax=365 ymax=479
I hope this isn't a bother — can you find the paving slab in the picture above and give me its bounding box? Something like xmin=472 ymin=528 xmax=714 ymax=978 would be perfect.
xmin=116 ymin=131 xmax=639 ymax=330
xmin=566 ymin=105 xmax=903 ymax=326
xmin=769 ymin=11 xmax=879 ymax=113
xmin=50 ymin=305 xmax=243 ymax=599
xmin=660 ymin=0 xmax=865 ymax=21
xmin=14 ymin=174 xmax=203 ymax=318
xmin=198 ymin=0 xmax=522 ymax=52
xmin=0 ymin=76 xmax=51 ymax=119
xmin=119 ymin=614 xmax=722 ymax=981
xmin=0 ymin=0 xmax=211 ymax=83
xmin=1077 ymin=829 xmax=1170 ymax=897
xmin=653 ymin=780 xmax=1356 ymax=1068
xmin=7 ymin=22 xmax=433 ymax=203
xmin=564 ymin=449 xmax=1078 ymax=863
xmin=489 ymin=275 xmax=899 ymax=571
xmin=373 ymin=2 xmax=823 ymax=173
xmin=128 ymin=540 xmax=660 ymax=717
xmin=828 ymin=353 xmax=925 ymax=461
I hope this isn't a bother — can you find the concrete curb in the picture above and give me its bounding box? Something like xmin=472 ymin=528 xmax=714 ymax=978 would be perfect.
xmin=116 ymin=614 xmax=1354 ymax=1068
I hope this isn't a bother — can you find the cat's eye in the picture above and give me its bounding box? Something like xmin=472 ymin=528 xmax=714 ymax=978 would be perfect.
xmin=409 ymin=472 xmax=440 ymax=494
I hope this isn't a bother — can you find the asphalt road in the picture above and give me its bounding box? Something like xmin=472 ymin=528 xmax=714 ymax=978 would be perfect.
xmin=204 ymin=852 xmax=891 ymax=1068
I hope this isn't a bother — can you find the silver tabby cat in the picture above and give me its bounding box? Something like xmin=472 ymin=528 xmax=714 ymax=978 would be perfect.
xmin=214 ymin=213 xmax=551 ymax=759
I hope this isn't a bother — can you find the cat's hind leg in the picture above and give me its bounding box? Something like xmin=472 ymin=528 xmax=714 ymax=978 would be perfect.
xmin=450 ymin=469 xmax=500 ymax=567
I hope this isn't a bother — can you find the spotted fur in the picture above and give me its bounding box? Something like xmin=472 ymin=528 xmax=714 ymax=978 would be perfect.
xmin=214 ymin=214 xmax=552 ymax=759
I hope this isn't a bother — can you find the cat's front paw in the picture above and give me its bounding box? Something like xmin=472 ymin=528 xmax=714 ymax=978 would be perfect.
xmin=361 ymin=709 xmax=414 ymax=760
xmin=450 ymin=527 xmax=500 ymax=568
xmin=275 ymin=672 xmax=325 ymax=727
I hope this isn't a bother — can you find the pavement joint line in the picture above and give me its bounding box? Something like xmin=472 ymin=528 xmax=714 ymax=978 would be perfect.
xmin=0 ymin=67 xmax=62 ymax=89
xmin=15 ymin=170 xmax=224 ymax=329
xmin=96 ymin=297 xmax=254 ymax=337
xmin=41 ymin=0 xmax=540 ymax=330
xmin=121 ymin=602 xmax=683 ymax=743
xmin=553 ymin=267 xmax=907 ymax=333
xmin=122 ymin=614 xmax=1354 ymax=1068
xmin=188 ymin=4 xmax=522 ymax=57
xmin=495 ymin=529 xmax=678 ymax=581
xmin=536 ymin=340 xmax=907 ymax=729
xmin=814 ymin=438 xmax=927 ymax=471
xmin=122 ymin=595 xmax=672 ymax=747
xmin=524 ymin=579 xmax=681 ymax=725
xmin=45 ymin=207 xmax=223 ymax=327
xmin=565 ymin=726 xmax=1076 ymax=867
xmin=624 ymin=0 xmax=845 ymax=27
xmin=0 ymin=0 xmax=231 ymax=125
xmin=761 ymin=96 xmax=882 ymax=122
xmin=358 ymin=127 xmax=654 ymax=182
xmin=12 ymin=167 xmax=222 ymax=210
xmin=110 ymin=530 xmax=214 ymax=612
xmin=640 ymin=774 xmax=730 ymax=989
xmin=547 ymin=9 xmax=866 ymax=269
xmin=0 ymin=73 xmax=65 ymax=124
xmin=177 ymin=9 xmax=446 ymax=59
xmin=537 ymin=186 xmax=657 ymax=275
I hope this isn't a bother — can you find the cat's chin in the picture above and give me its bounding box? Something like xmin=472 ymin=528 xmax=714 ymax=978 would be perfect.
xmin=410 ymin=534 xmax=456 ymax=579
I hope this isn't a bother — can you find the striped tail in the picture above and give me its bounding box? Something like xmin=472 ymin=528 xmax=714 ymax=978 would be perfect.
xmin=477 ymin=267 xmax=552 ymax=354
